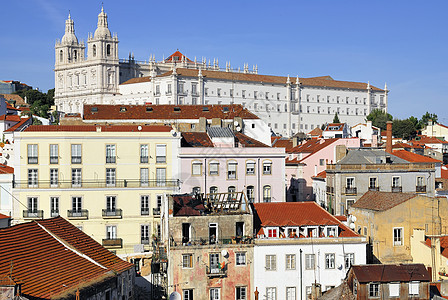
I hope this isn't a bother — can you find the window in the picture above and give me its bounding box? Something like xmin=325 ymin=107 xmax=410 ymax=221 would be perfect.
xmin=277 ymin=93 xmax=280 ymax=100
xmin=27 ymin=144 xmax=38 ymax=164
xmin=286 ymin=254 xmax=296 ymax=270
xmin=72 ymin=168 xmax=81 ymax=187
xmin=106 ymin=144 xmax=116 ymax=163
xmin=27 ymin=197 xmax=38 ymax=213
xmin=209 ymin=161 xmax=219 ymax=175
xmin=265 ymin=255 xmax=276 ymax=271
xmin=140 ymin=145 xmax=148 ymax=163
xmin=157 ymin=195 xmax=162 ymax=209
xmin=141 ymin=224 xmax=150 ymax=244
xmin=346 ymin=177 xmax=355 ymax=189
xmin=236 ymin=287 xmax=246 ymax=300
xmin=71 ymin=144 xmax=81 ymax=164
xmin=326 ymin=226 xmax=337 ymax=237
xmin=156 ymin=168 xmax=166 ymax=187
xmin=353 ymin=280 xmax=358 ymax=295
xmin=344 ymin=253 xmax=354 ymax=268
xmin=106 ymin=225 xmax=117 ymax=239
xmin=266 ymin=287 xmax=276 ymax=300
xmin=254 ymin=91 xmax=257 ymax=99
xmin=369 ymin=177 xmax=377 ymax=189
xmin=50 ymin=197 xmax=59 ymax=217
xmin=156 ymin=145 xmax=166 ymax=163
xmin=392 ymin=176 xmax=401 ymax=188
xmin=389 ymin=282 xmax=399 ymax=297
xmin=369 ymin=283 xmax=379 ymax=297
xmin=210 ymin=288 xmax=220 ymax=300
xmin=393 ymin=227 xmax=403 ymax=246
xmin=227 ymin=161 xmax=237 ymax=179
xmin=192 ymin=186 xmax=201 ymax=195
xmin=167 ymin=84 xmax=172 ymax=94
xmin=28 ymin=169 xmax=38 ymax=187
xmin=106 ymin=44 xmax=111 ymax=56
xmin=209 ymin=253 xmax=220 ymax=270
xmin=325 ymin=253 xmax=335 ymax=269
xmin=106 ymin=196 xmax=116 ymax=212
xmin=228 ymin=186 xmax=236 ymax=199
xmin=155 ymin=85 xmax=160 ymax=95
xmin=50 ymin=168 xmax=58 ymax=187
xmin=183 ymin=289 xmax=193 ymax=300
xmin=141 ymin=195 xmax=149 ymax=215
xmin=306 ymin=286 xmax=312 ymax=297
xmin=236 ymin=252 xmax=246 ymax=266
xmin=286 ymin=287 xmax=296 ymax=300
xmin=305 ymin=254 xmax=315 ymax=270
xmin=319 ymin=159 xmax=325 ymax=166
xmin=417 ymin=176 xmax=425 ymax=188
xmin=182 ymin=254 xmax=193 ymax=268
xmin=246 ymin=186 xmax=255 ymax=203
xmin=210 ymin=186 xmax=218 ymax=198
xmin=263 ymin=185 xmax=271 ymax=202
xmin=106 ymin=168 xmax=116 ymax=187
xmin=409 ymin=281 xmax=419 ymax=296
xmin=246 ymin=161 xmax=255 ymax=175
xmin=192 ymin=162 xmax=202 ymax=175
xmin=140 ymin=168 xmax=149 ymax=186
xmin=263 ymin=161 xmax=272 ymax=175
xmin=267 ymin=228 xmax=277 ymax=238
xmin=72 ymin=196 xmax=82 ymax=212
xmin=217 ymin=88 xmax=221 ymax=97
xmin=50 ymin=144 xmax=58 ymax=164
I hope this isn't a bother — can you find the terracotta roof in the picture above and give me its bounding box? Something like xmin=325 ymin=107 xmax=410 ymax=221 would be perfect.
xmin=285 ymin=157 xmax=302 ymax=165
xmin=350 ymin=191 xmax=417 ymax=211
xmin=324 ymin=123 xmax=345 ymax=131
xmin=165 ymin=50 xmax=193 ymax=63
xmin=351 ymin=264 xmax=430 ymax=283
xmin=0 ymin=114 xmax=20 ymax=122
xmin=272 ymin=138 xmax=294 ymax=151
xmin=120 ymin=76 xmax=151 ymax=85
xmin=271 ymin=136 xmax=282 ymax=145
xmin=182 ymin=132 xmax=213 ymax=147
xmin=424 ymin=236 xmax=448 ymax=259
xmin=308 ymin=127 xmax=323 ymax=137
xmin=410 ymin=135 xmax=448 ymax=145
xmin=0 ymin=213 xmax=10 ymax=219
xmin=392 ymin=142 xmax=424 ymax=149
xmin=292 ymin=139 xmax=339 ymax=161
xmin=235 ymin=132 xmax=269 ymax=147
xmin=23 ymin=124 xmax=172 ymax=133
xmin=312 ymin=170 xmax=326 ymax=179
xmin=83 ymin=104 xmax=259 ymax=120
xmin=4 ymin=117 xmax=31 ymax=132
xmin=392 ymin=150 xmax=441 ymax=163
xmin=253 ymin=202 xmax=358 ymax=237
xmin=0 ymin=164 xmax=13 ymax=174
xmin=172 ymin=194 xmax=205 ymax=216
xmin=441 ymin=165 xmax=448 ymax=179
xmin=335 ymin=215 xmax=347 ymax=222
xmin=155 ymin=68 xmax=384 ymax=91
xmin=0 ymin=217 xmax=133 ymax=299
xmin=0 ymin=94 xmax=26 ymax=106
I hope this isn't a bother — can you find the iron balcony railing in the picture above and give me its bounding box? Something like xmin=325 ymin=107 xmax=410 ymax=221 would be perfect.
xmin=106 ymin=156 xmax=116 ymax=163
xmin=28 ymin=157 xmax=38 ymax=164
xmin=416 ymin=185 xmax=426 ymax=193
xmin=391 ymin=186 xmax=402 ymax=193
xmin=51 ymin=210 xmax=59 ymax=217
xmin=140 ymin=156 xmax=149 ymax=163
xmin=71 ymin=156 xmax=82 ymax=164
xmin=171 ymin=236 xmax=254 ymax=247
xmin=368 ymin=186 xmax=379 ymax=191
xmin=67 ymin=209 xmax=89 ymax=219
xmin=141 ymin=208 xmax=150 ymax=215
xmin=206 ymin=266 xmax=227 ymax=277
xmin=23 ymin=210 xmax=43 ymax=219
xmin=50 ymin=156 xmax=59 ymax=164
xmin=345 ymin=187 xmax=357 ymax=195
xmin=141 ymin=237 xmax=150 ymax=245
xmin=102 ymin=209 xmax=122 ymax=218
xmin=102 ymin=238 xmax=123 ymax=248
xmin=153 ymin=208 xmax=161 ymax=216
xmin=13 ymin=179 xmax=179 ymax=189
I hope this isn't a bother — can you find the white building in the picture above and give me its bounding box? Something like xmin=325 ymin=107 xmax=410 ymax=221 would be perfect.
xmin=253 ymin=202 xmax=366 ymax=300
xmin=352 ymin=121 xmax=380 ymax=145
xmin=55 ymin=9 xmax=389 ymax=137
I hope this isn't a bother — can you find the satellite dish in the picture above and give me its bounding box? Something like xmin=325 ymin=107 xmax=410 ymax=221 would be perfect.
xmin=170 ymin=130 xmax=177 ymax=137
xmin=137 ymin=125 xmax=142 ymax=131
xmin=169 ymin=292 xmax=181 ymax=300
xmin=349 ymin=223 xmax=356 ymax=229
xmin=351 ymin=215 xmax=357 ymax=222
xmin=221 ymin=249 xmax=228 ymax=257
xmin=236 ymin=126 xmax=241 ymax=132
xmin=233 ymin=120 xmax=239 ymax=126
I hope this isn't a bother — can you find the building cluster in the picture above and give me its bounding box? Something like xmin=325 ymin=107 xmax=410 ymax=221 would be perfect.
xmin=3 ymin=6 xmax=448 ymax=300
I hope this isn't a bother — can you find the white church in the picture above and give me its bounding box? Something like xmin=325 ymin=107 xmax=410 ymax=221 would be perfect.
xmin=55 ymin=8 xmax=388 ymax=137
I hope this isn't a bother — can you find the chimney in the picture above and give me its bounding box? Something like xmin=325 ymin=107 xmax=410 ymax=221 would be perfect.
xmin=292 ymin=137 xmax=298 ymax=148
xmin=335 ymin=145 xmax=347 ymax=162
xmin=386 ymin=121 xmax=392 ymax=153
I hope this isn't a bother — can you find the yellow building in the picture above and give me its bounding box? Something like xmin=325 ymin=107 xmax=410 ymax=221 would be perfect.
xmin=12 ymin=124 xmax=180 ymax=256
xmin=349 ymin=191 xmax=448 ymax=264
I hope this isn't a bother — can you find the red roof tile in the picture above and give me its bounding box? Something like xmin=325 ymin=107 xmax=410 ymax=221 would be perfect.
xmin=308 ymin=127 xmax=323 ymax=137
xmin=272 ymin=139 xmax=294 ymax=151
xmin=351 ymin=264 xmax=430 ymax=283
xmin=235 ymin=132 xmax=269 ymax=147
xmin=0 ymin=217 xmax=133 ymax=299
xmin=4 ymin=117 xmax=31 ymax=132
xmin=182 ymin=132 xmax=213 ymax=147
xmin=425 ymin=236 xmax=448 ymax=259
xmin=83 ymin=104 xmax=259 ymax=120
xmin=0 ymin=164 xmax=13 ymax=174
xmin=312 ymin=170 xmax=327 ymax=179
xmin=0 ymin=213 xmax=10 ymax=219
xmin=351 ymin=191 xmax=417 ymax=211
xmin=23 ymin=124 xmax=172 ymax=133
xmin=164 ymin=50 xmax=193 ymax=63
xmin=253 ymin=202 xmax=358 ymax=237
xmin=0 ymin=114 xmax=20 ymax=122
xmin=392 ymin=150 xmax=441 ymax=163
xmin=120 ymin=76 xmax=152 ymax=85
xmin=411 ymin=135 xmax=448 ymax=145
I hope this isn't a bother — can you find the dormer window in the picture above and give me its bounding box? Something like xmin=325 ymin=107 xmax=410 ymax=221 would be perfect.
xmin=307 ymin=227 xmax=318 ymax=238
xmin=326 ymin=226 xmax=338 ymax=237
xmin=267 ymin=228 xmax=277 ymax=238
xmin=146 ymin=107 xmax=153 ymax=112
xmin=202 ymin=106 xmax=209 ymax=112
xmin=174 ymin=107 xmax=181 ymax=112
xmin=120 ymin=107 xmax=127 ymax=112
xmin=91 ymin=107 xmax=98 ymax=113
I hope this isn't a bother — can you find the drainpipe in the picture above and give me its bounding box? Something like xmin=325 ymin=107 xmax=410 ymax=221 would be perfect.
xmin=300 ymin=249 xmax=303 ymax=300
xmin=258 ymin=158 xmax=261 ymax=203
xmin=204 ymin=158 xmax=207 ymax=197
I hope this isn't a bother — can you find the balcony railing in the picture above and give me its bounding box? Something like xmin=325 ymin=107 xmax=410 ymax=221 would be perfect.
xmin=345 ymin=187 xmax=357 ymax=195
xmin=106 ymin=157 xmax=116 ymax=164
xmin=368 ymin=186 xmax=379 ymax=191
xmin=156 ymin=156 xmax=166 ymax=164
xmin=13 ymin=179 xmax=180 ymax=189
xmin=141 ymin=237 xmax=150 ymax=245
xmin=140 ymin=156 xmax=149 ymax=163
xmin=391 ymin=186 xmax=402 ymax=193
xmin=153 ymin=207 xmax=161 ymax=216
xmin=51 ymin=210 xmax=59 ymax=217
xmin=141 ymin=208 xmax=150 ymax=215
xmin=102 ymin=238 xmax=123 ymax=248
xmin=102 ymin=209 xmax=122 ymax=218
xmin=23 ymin=210 xmax=43 ymax=219
xmin=263 ymin=197 xmax=271 ymax=203
xmin=67 ymin=209 xmax=89 ymax=219
xmin=71 ymin=156 xmax=82 ymax=164
xmin=416 ymin=185 xmax=426 ymax=193
xmin=50 ymin=156 xmax=58 ymax=164
xmin=206 ymin=266 xmax=227 ymax=277
xmin=170 ymin=236 xmax=254 ymax=247
xmin=28 ymin=157 xmax=38 ymax=164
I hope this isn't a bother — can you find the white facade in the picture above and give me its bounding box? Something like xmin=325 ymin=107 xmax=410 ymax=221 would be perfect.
xmin=254 ymin=240 xmax=366 ymax=299
xmin=352 ymin=121 xmax=380 ymax=145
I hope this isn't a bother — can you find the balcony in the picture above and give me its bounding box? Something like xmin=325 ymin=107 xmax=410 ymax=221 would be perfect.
xmin=170 ymin=236 xmax=254 ymax=248
xmin=23 ymin=210 xmax=43 ymax=219
xmin=28 ymin=156 xmax=38 ymax=164
xmin=141 ymin=208 xmax=150 ymax=215
xmin=140 ymin=156 xmax=149 ymax=163
xmin=71 ymin=156 xmax=82 ymax=164
xmin=50 ymin=156 xmax=58 ymax=164
xmin=51 ymin=210 xmax=59 ymax=217
xmin=326 ymin=186 xmax=334 ymax=194
xmin=368 ymin=186 xmax=379 ymax=192
xmin=67 ymin=209 xmax=89 ymax=219
xmin=206 ymin=266 xmax=227 ymax=277
xmin=102 ymin=209 xmax=122 ymax=218
xmin=141 ymin=237 xmax=150 ymax=245
xmin=13 ymin=179 xmax=180 ymax=189
xmin=345 ymin=187 xmax=357 ymax=195
xmin=153 ymin=207 xmax=161 ymax=216
xmin=391 ymin=186 xmax=402 ymax=193
xmin=416 ymin=185 xmax=426 ymax=193
xmin=106 ymin=157 xmax=116 ymax=164
xmin=102 ymin=238 xmax=123 ymax=248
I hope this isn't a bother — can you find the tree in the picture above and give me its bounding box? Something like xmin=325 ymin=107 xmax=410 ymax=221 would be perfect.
xmin=392 ymin=118 xmax=417 ymax=140
xmin=419 ymin=112 xmax=438 ymax=129
xmin=333 ymin=112 xmax=340 ymax=123
xmin=366 ymin=109 xmax=393 ymax=130
xmin=13 ymin=88 xmax=54 ymax=118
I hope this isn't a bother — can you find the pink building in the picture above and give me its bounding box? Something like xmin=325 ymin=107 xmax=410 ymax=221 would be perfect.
xmin=180 ymin=128 xmax=286 ymax=203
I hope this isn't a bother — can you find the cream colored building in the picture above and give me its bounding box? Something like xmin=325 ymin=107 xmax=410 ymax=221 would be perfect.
xmin=12 ymin=124 xmax=180 ymax=256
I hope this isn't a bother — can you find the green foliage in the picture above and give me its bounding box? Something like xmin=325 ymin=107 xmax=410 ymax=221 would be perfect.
xmin=32 ymin=118 xmax=43 ymax=125
xmin=333 ymin=112 xmax=340 ymax=123
xmin=51 ymin=111 xmax=59 ymax=125
xmin=366 ymin=109 xmax=393 ymax=130
xmin=392 ymin=118 xmax=417 ymax=140
xmin=419 ymin=112 xmax=438 ymax=129
xmin=13 ymin=88 xmax=54 ymax=118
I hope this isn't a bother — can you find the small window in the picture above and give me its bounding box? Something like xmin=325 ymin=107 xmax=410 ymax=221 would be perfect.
xmin=182 ymin=254 xmax=193 ymax=268
xmin=209 ymin=162 xmax=219 ymax=175
xmin=246 ymin=186 xmax=255 ymax=203
xmin=263 ymin=185 xmax=271 ymax=202
xmin=305 ymin=254 xmax=315 ymax=270
xmin=27 ymin=144 xmax=38 ymax=164
xmin=409 ymin=281 xmax=419 ymax=296
xmin=227 ymin=161 xmax=237 ymax=179
xmin=286 ymin=254 xmax=296 ymax=270
xmin=389 ymin=282 xmax=400 ymax=297
xmin=236 ymin=286 xmax=246 ymax=300
xmin=265 ymin=255 xmax=276 ymax=271
xmin=236 ymin=252 xmax=246 ymax=266
xmin=344 ymin=253 xmax=354 ymax=268
xmin=192 ymin=162 xmax=202 ymax=175
xmin=286 ymin=287 xmax=296 ymax=300
xmin=263 ymin=161 xmax=272 ymax=174
xmin=393 ymin=227 xmax=403 ymax=246
xmin=325 ymin=253 xmax=335 ymax=269
xmin=246 ymin=161 xmax=255 ymax=175
xmin=183 ymin=289 xmax=193 ymax=300
xmin=106 ymin=44 xmax=111 ymax=56
xmin=369 ymin=283 xmax=379 ymax=297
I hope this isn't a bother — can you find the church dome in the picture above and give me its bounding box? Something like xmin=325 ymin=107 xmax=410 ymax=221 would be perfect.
xmin=61 ymin=14 xmax=79 ymax=45
xmin=94 ymin=7 xmax=111 ymax=39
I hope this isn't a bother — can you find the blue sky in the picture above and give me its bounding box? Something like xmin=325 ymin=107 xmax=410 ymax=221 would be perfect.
xmin=1 ymin=0 xmax=447 ymax=122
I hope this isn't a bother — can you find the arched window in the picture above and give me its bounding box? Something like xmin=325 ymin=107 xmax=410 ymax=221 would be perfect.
xmin=263 ymin=185 xmax=271 ymax=202
xmin=210 ymin=186 xmax=218 ymax=200
xmin=73 ymin=50 xmax=77 ymax=60
xmin=59 ymin=50 xmax=63 ymax=62
xmin=92 ymin=45 xmax=96 ymax=57
xmin=228 ymin=186 xmax=236 ymax=200
xmin=246 ymin=186 xmax=254 ymax=203
xmin=106 ymin=44 xmax=111 ymax=56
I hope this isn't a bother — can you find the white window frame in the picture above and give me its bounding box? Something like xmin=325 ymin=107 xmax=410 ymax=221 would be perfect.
xmin=409 ymin=281 xmax=419 ymax=296
xmin=227 ymin=161 xmax=237 ymax=179
xmin=182 ymin=254 xmax=193 ymax=268
xmin=209 ymin=161 xmax=219 ymax=175
xmin=305 ymin=254 xmax=315 ymax=270
xmin=265 ymin=255 xmax=276 ymax=271
xmin=236 ymin=286 xmax=247 ymax=300
xmin=393 ymin=227 xmax=403 ymax=246
xmin=389 ymin=282 xmax=399 ymax=297
xmin=156 ymin=144 xmax=166 ymax=163
xmin=106 ymin=144 xmax=116 ymax=163
xmin=236 ymin=252 xmax=246 ymax=266
xmin=286 ymin=254 xmax=296 ymax=270
xmin=369 ymin=283 xmax=379 ymax=297
xmin=286 ymin=287 xmax=296 ymax=300
xmin=344 ymin=253 xmax=354 ymax=269
xmin=325 ymin=253 xmax=335 ymax=269
xmin=266 ymin=287 xmax=276 ymax=300
xmin=192 ymin=161 xmax=202 ymax=176
xmin=209 ymin=288 xmax=220 ymax=300
xmin=246 ymin=161 xmax=255 ymax=175
xmin=263 ymin=161 xmax=272 ymax=175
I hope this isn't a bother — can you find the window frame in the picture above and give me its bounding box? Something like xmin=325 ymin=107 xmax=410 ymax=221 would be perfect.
xmin=246 ymin=161 xmax=255 ymax=175
xmin=227 ymin=161 xmax=237 ymax=180
xmin=49 ymin=144 xmax=59 ymax=164
xmin=344 ymin=253 xmax=354 ymax=269
xmin=369 ymin=282 xmax=380 ymax=298
xmin=305 ymin=254 xmax=315 ymax=270
xmin=263 ymin=161 xmax=272 ymax=175
xmin=325 ymin=253 xmax=335 ymax=269
xmin=209 ymin=161 xmax=219 ymax=175
xmin=236 ymin=286 xmax=247 ymax=300
xmin=156 ymin=144 xmax=167 ymax=164
xmin=265 ymin=254 xmax=276 ymax=271
xmin=236 ymin=252 xmax=246 ymax=266
xmin=285 ymin=254 xmax=296 ymax=270
xmin=105 ymin=144 xmax=116 ymax=164
xmin=409 ymin=281 xmax=419 ymax=296
xmin=141 ymin=195 xmax=150 ymax=215
xmin=140 ymin=144 xmax=149 ymax=163
xmin=71 ymin=144 xmax=82 ymax=164
xmin=27 ymin=144 xmax=38 ymax=164
xmin=263 ymin=185 xmax=271 ymax=202
xmin=393 ymin=227 xmax=403 ymax=246
xmin=182 ymin=254 xmax=193 ymax=268
xmin=191 ymin=161 xmax=202 ymax=176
